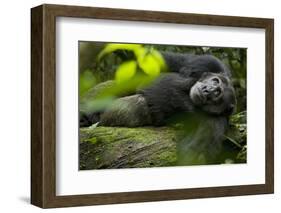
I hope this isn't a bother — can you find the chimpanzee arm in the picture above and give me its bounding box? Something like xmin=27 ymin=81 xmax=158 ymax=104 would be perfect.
xmin=161 ymin=52 xmax=231 ymax=78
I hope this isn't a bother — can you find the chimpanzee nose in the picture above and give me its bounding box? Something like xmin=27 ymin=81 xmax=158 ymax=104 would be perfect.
xmin=201 ymin=85 xmax=215 ymax=95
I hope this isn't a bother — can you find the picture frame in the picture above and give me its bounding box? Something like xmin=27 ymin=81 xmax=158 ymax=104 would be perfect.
xmin=31 ymin=4 xmax=274 ymax=208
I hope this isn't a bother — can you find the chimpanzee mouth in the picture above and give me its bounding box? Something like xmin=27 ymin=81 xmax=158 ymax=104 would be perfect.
xmin=196 ymin=87 xmax=206 ymax=103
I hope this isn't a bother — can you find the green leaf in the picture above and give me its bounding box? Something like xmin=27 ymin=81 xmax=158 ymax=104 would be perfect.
xmin=134 ymin=47 xmax=146 ymax=61
xmin=98 ymin=43 xmax=142 ymax=60
xmin=115 ymin=60 xmax=137 ymax=84
xmin=138 ymin=54 xmax=161 ymax=77
xmin=84 ymin=96 xmax=115 ymax=112
xmin=98 ymin=44 xmax=165 ymax=78
xmin=79 ymin=70 xmax=96 ymax=97
xmin=151 ymin=49 xmax=167 ymax=71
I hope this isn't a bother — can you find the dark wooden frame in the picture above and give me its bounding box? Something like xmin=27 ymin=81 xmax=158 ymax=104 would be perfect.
xmin=31 ymin=4 xmax=274 ymax=208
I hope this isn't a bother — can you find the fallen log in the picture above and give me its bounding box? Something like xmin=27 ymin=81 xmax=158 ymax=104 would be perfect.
xmin=79 ymin=126 xmax=178 ymax=170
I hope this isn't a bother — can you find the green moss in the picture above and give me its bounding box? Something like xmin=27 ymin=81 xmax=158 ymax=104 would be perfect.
xmin=85 ymin=137 xmax=98 ymax=144
xmin=157 ymin=151 xmax=177 ymax=164
xmin=79 ymin=126 xmax=179 ymax=170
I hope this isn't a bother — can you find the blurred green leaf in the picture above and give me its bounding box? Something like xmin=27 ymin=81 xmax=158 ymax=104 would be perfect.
xmin=151 ymin=49 xmax=167 ymax=71
xmin=98 ymin=43 xmax=166 ymax=79
xmin=79 ymin=70 xmax=96 ymax=97
xmin=138 ymin=54 xmax=161 ymax=77
xmin=84 ymin=96 xmax=115 ymax=112
xmin=134 ymin=47 xmax=146 ymax=61
xmin=98 ymin=43 xmax=142 ymax=60
xmin=115 ymin=60 xmax=137 ymax=84
xmin=96 ymin=74 xmax=156 ymax=99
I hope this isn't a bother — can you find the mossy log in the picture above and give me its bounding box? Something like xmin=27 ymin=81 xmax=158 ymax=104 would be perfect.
xmin=79 ymin=113 xmax=246 ymax=170
xmin=79 ymin=126 xmax=178 ymax=170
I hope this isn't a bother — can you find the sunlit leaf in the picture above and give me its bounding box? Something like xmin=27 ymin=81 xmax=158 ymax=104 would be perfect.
xmin=151 ymin=49 xmax=167 ymax=71
xmin=115 ymin=60 xmax=137 ymax=84
xmin=98 ymin=43 xmax=142 ymax=60
xmin=134 ymin=47 xmax=146 ymax=61
xmin=138 ymin=54 xmax=161 ymax=77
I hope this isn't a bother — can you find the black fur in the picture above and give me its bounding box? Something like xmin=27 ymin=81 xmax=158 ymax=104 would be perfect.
xmin=162 ymin=52 xmax=231 ymax=78
xmin=137 ymin=73 xmax=196 ymax=125
xmin=157 ymin=52 xmax=235 ymax=164
xmin=137 ymin=53 xmax=235 ymax=126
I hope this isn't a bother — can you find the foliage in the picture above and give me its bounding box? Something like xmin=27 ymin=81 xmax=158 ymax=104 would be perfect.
xmin=226 ymin=111 xmax=247 ymax=162
xmin=80 ymin=43 xmax=168 ymax=113
xmin=98 ymin=43 xmax=167 ymax=83
xmin=115 ymin=60 xmax=137 ymax=84
xmin=79 ymin=70 xmax=96 ymax=97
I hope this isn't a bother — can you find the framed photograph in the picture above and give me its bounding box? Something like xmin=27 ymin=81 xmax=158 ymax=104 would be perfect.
xmin=31 ymin=4 xmax=274 ymax=208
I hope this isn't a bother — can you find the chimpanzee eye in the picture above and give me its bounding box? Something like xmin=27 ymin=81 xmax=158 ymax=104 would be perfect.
xmin=212 ymin=77 xmax=220 ymax=84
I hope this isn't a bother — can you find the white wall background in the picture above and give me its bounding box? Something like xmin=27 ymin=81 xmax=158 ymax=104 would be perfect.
xmin=0 ymin=0 xmax=279 ymax=212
